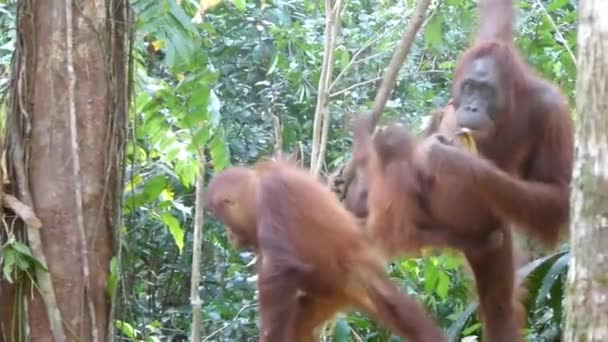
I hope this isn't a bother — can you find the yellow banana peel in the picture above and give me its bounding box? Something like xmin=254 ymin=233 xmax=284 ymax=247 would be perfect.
xmin=452 ymin=128 xmax=478 ymax=156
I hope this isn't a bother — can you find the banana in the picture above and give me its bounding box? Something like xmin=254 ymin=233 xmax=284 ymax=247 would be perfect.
xmin=452 ymin=128 xmax=478 ymax=156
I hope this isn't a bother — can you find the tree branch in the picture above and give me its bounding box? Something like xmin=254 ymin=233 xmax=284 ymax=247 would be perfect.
xmin=337 ymin=0 xmax=433 ymax=197
xmin=271 ymin=113 xmax=283 ymax=157
xmin=190 ymin=152 xmax=205 ymax=342
xmin=310 ymin=0 xmax=344 ymax=176
xmin=331 ymin=69 xmax=448 ymax=98
xmin=368 ymin=0 xmax=433 ymax=128
xmin=2 ymin=194 xmax=42 ymax=229
xmin=532 ymin=0 xmax=576 ymax=64
xmin=329 ymin=17 xmax=406 ymax=91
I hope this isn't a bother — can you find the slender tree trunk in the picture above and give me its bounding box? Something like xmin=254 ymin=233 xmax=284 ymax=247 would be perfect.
xmin=1 ymin=1 xmax=131 ymax=341
xmin=564 ymin=0 xmax=608 ymax=340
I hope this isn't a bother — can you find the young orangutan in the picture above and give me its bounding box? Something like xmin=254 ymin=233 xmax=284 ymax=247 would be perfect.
xmin=205 ymin=159 xmax=447 ymax=342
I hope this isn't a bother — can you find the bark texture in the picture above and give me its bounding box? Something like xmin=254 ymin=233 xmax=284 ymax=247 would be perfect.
xmin=1 ymin=1 xmax=130 ymax=341
xmin=564 ymin=0 xmax=608 ymax=341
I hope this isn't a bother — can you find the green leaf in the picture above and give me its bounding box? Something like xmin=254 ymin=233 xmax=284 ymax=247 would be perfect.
xmin=547 ymin=0 xmax=569 ymax=12
xmin=177 ymin=68 xmax=218 ymax=93
xmin=424 ymin=259 xmax=438 ymax=293
xmin=332 ymin=319 xmax=351 ymax=342
xmin=436 ymin=271 xmax=450 ymax=299
xmin=534 ymin=252 xmax=569 ymax=307
xmin=446 ymin=0 xmax=462 ymax=6
xmin=183 ymin=92 xmax=210 ymax=129
xmin=438 ymin=61 xmax=455 ymax=70
xmin=107 ymin=257 xmax=120 ymax=298
xmin=424 ymin=14 xmax=444 ymax=53
xmin=161 ymin=212 xmax=185 ymax=253
xmin=11 ymin=241 xmax=34 ymax=258
xmin=137 ymin=92 xmax=160 ymax=114
xmin=192 ymin=126 xmax=212 ymax=150
xmin=209 ymin=131 xmax=230 ymax=172
xmin=208 ymin=89 xmax=222 ymax=127
xmin=462 ymin=322 xmax=482 ymax=336
xmin=448 ymin=302 xmax=479 ymax=340
xmin=337 ymin=47 xmax=350 ymax=72
xmin=175 ymin=159 xmax=198 ymax=187
xmin=167 ymin=0 xmax=198 ymax=34
xmin=448 ymin=250 xmax=569 ymax=340
xmin=2 ymin=248 xmax=15 ymax=283
xmin=517 ymin=250 xmax=568 ymax=287
xmin=164 ymin=143 xmax=184 ymax=163
xmin=115 ymin=320 xmax=138 ymax=339
xmin=266 ymin=55 xmax=279 ymax=76
xmin=14 ymin=253 xmax=30 ymax=272
xmin=144 ymin=175 xmax=168 ymax=202
xmin=141 ymin=115 xmax=167 ymax=142
xmin=12 ymin=242 xmax=47 ymax=271
xmin=125 ymin=173 xmax=143 ymax=193
xmin=549 ymin=269 xmax=565 ymax=326
xmin=163 ymin=27 xmax=195 ymax=70
xmin=231 ymin=0 xmax=246 ymax=12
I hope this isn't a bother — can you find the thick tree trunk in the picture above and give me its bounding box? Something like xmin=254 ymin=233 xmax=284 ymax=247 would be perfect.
xmin=1 ymin=1 xmax=130 ymax=341
xmin=564 ymin=0 xmax=608 ymax=340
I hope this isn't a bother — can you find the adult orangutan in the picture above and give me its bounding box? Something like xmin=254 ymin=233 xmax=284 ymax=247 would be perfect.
xmin=420 ymin=0 xmax=573 ymax=340
xmin=205 ymin=159 xmax=447 ymax=342
xmin=344 ymin=0 xmax=573 ymax=340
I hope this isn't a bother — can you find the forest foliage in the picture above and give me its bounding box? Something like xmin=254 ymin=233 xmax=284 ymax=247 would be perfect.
xmin=0 ymin=0 xmax=577 ymax=340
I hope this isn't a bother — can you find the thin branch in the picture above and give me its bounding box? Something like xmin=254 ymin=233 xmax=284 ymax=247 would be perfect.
xmin=2 ymin=194 xmax=41 ymax=228
xmin=310 ymin=0 xmax=339 ymax=173
xmin=354 ymin=49 xmax=397 ymax=66
xmin=330 ymin=69 xmax=448 ymax=98
xmin=313 ymin=103 xmax=331 ymax=176
xmin=339 ymin=0 xmax=350 ymax=17
xmin=190 ymin=153 xmax=205 ymax=342
xmin=271 ymin=113 xmax=283 ymax=157
xmin=329 ymin=17 xmax=406 ymax=91
xmin=532 ymin=0 xmax=576 ymax=64
xmin=65 ymin=0 xmax=98 ymax=340
xmin=298 ymin=142 xmax=305 ymax=167
xmin=337 ymin=0 xmax=432 ymax=197
xmin=310 ymin=0 xmax=343 ymax=176
xmin=368 ymin=0 xmax=433 ymax=128
xmin=201 ymin=304 xmax=256 ymax=342
xmin=313 ymin=1 xmax=342 ymax=177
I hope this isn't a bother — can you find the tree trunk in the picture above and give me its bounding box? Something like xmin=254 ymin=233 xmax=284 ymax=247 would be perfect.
xmin=1 ymin=1 xmax=130 ymax=341
xmin=564 ymin=0 xmax=608 ymax=340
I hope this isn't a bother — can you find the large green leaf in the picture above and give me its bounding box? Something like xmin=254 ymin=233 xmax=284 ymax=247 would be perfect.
xmin=534 ymin=251 xmax=569 ymax=308
xmin=448 ymin=249 xmax=570 ymax=340
xmin=209 ymin=129 xmax=231 ymax=172
xmin=424 ymin=13 xmax=444 ymax=53
xmin=161 ymin=212 xmax=185 ymax=253
xmin=332 ymin=319 xmax=351 ymax=342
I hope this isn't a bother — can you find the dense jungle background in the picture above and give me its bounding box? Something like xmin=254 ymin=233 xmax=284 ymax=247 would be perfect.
xmin=0 ymin=0 xmax=583 ymax=341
